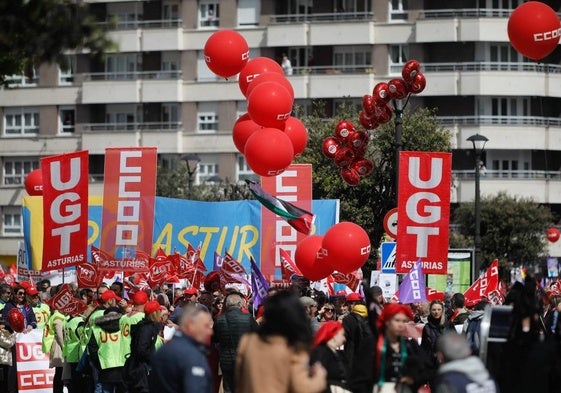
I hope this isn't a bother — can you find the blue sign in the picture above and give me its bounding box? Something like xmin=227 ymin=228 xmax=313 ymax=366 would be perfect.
xmin=381 ymin=242 xmax=396 ymax=273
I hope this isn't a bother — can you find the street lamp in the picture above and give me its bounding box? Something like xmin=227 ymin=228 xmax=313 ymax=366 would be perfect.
xmin=180 ymin=153 xmax=201 ymax=197
xmin=466 ymin=133 xmax=488 ymax=277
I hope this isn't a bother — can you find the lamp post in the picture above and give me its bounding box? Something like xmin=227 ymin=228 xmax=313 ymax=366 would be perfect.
xmin=180 ymin=153 xmax=201 ymax=198
xmin=466 ymin=133 xmax=488 ymax=277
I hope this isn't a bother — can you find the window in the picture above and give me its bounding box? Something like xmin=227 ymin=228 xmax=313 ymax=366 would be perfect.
xmin=3 ymin=206 xmax=22 ymax=236
xmin=5 ymin=68 xmax=38 ymax=87
xmin=333 ymin=46 xmax=372 ymax=72
xmin=197 ymin=103 xmax=218 ymax=132
xmin=162 ymin=104 xmax=179 ymax=128
xmin=237 ymin=155 xmax=259 ymax=182
xmin=163 ymin=1 xmax=180 ymax=21
xmin=238 ymin=0 xmax=260 ymax=27
xmin=478 ymin=97 xmax=530 ymax=120
xmin=106 ymin=54 xmax=140 ymax=80
xmin=197 ymin=162 xmax=219 ymax=183
xmin=60 ymin=108 xmax=75 ymax=133
xmin=3 ymin=158 xmax=39 ymax=186
xmin=5 ymin=108 xmax=40 ymax=136
xmin=389 ymin=0 xmax=408 ymax=21
xmin=389 ymin=44 xmax=409 ymax=74
xmin=200 ymin=1 xmax=219 ymax=28
xmin=59 ymin=55 xmax=76 ymax=85
xmin=106 ymin=105 xmax=137 ymax=130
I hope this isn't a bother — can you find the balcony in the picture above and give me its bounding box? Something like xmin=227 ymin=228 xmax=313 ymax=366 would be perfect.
xmin=102 ymin=19 xmax=183 ymax=52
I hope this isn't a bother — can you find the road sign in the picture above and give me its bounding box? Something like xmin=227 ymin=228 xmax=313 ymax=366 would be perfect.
xmin=381 ymin=242 xmax=396 ymax=273
xmin=383 ymin=208 xmax=398 ymax=238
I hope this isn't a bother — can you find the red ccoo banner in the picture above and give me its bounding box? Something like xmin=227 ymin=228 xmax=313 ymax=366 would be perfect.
xmin=41 ymin=151 xmax=89 ymax=271
xmin=396 ymin=151 xmax=451 ymax=274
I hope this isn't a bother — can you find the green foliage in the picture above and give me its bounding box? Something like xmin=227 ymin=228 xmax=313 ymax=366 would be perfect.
xmin=453 ymin=192 xmax=553 ymax=267
xmin=295 ymin=101 xmax=451 ymax=272
xmin=0 ymin=0 xmax=114 ymax=84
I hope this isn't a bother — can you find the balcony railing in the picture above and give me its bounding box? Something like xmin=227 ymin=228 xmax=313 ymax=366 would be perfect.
xmin=454 ymin=170 xmax=561 ymax=180
xmin=98 ymin=19 xmax=182 ymax=30
xmin=422 ymin=62 xmax=561 ymax=73
xmin=269 ymin=12 xmax=373 ymax=24
xmin=438 ymin=115 xmax=561 ymax=127
xmin=81 ymin=122 xmax=182 ymax=132
xmin=83 ymin=70 xmax=182 ymax=81
xmin=418 ymin=8 xmax=513 ymax=19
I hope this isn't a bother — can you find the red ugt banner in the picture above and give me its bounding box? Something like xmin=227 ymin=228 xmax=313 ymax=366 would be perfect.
xmin=100 ymin=147 xmax=157 ymax=258
xmin=41 ymin=151 xmax=89 ymax=271
xmin=396 ymin=151 xmax=451 ymax=274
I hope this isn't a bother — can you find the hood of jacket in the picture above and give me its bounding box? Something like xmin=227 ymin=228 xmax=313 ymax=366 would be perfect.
xmin=351 ymin=304 xmax=368 ymax=318
xmin=94 ymin=308 xmax=122 ymax=333
xmin=438 ymin=356 xmax=491 ymax=385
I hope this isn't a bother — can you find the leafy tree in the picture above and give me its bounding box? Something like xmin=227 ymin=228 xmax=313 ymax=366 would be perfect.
xmin=453 ymin=192 xmax=554 ymax=269
xmin=0 ymin=0 xmax=114 ymax=84
xmin=295 ymin=102 xmax=452 ymax=271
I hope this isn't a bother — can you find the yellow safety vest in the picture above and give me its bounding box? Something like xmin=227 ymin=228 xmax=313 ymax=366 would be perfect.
xmin=91 ymin=322 xmax=125 ymax=369
xmin=63 ymin=316 xmax=84 ymax=363
xmin=33 ymin=303 xmax=51 ymax=329
xmin=119 ymin=311 xmax=145 ymax=360
xmin=42 ymin=310 xmax=66 ymax=354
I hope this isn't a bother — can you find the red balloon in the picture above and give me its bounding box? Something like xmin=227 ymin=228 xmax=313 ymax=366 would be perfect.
xmin=388 ymin=78 xmax=409 ymax=100
xmin=348 ymin=130 xmax=369 ymax=150
xmin=246 ymin=72 xmax=294 ymax=100
xmin=244 ymin=128 xmax=294 ymax=177
xmin=352 ymin=158 xmax=374 ymax=177
xmin=282 ymin=117 xmax=308 ymax=156
xmin=8 ymin=308 xmax=25 ymax=333
xmin=408 ymin=73 xmax=426 ymax=94
xmin=321 ymin=222 xmax=371 ymax=273
xmin=333 ymin=147 xmax=355 ymax=168
xmin=362 ymin=94 xmax=375 ymax=115
xmin=341 ymin=167 xmax=360 ymax=187
xmin=373 ymin=82 xmax=391 ymax=103
xmin=402 ymin=60 xmax=421 ymax=83
xmin=508 ymin=2 xmax=561 ymax=61
xmin=247 ymin=81 xmax=293 ymax=129
xmin=334 ymin=120 xmax=356 ymax=143
xmin=204 ymin=30 xmax=249 ymax=78
xmin=373 ymin=103 xmax=393 ymax=124
xmin=322 ymin=137 xmax=341 ymax=159
xmin=547 ymin=227 xmax=560 ymax=243
xmin=233 ymin=113 xmax=262 ymax=153
xmin=238 ymin=57 xmax=284 ymax=96
xmin=25 ymin=169 xmax=43 ymax=196
xmin=295 ymin=235 xmax=334 ymax=281
xmin=359 ymin=111 xmax=378 ymax=130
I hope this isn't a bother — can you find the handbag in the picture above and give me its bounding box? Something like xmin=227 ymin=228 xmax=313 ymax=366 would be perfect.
xmin=0 ymin=347 xmax=12 ymax=366
xmin=0 ymin=330 xmax=16 ymax=350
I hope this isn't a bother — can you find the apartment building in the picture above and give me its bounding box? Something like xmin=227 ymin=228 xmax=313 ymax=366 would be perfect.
xmin=1 ymin=0 xmax=560 ymax=265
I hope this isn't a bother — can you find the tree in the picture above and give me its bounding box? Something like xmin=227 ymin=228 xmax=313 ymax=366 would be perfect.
xmin=295 ymin=102 xmax=451 ymax=271
xmin=0 ymin=0 xmax=114 ymax=84
xmin=453 ymin=192 xmax=554 ymax=269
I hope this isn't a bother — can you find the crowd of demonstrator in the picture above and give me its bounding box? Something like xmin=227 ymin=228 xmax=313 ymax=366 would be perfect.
xmin=0 ymin=275 xmax=560 ymax=393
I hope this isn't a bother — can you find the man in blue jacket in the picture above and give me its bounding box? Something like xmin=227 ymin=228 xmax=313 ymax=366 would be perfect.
xmin=150 ymin=304 xmax=214 ymax=393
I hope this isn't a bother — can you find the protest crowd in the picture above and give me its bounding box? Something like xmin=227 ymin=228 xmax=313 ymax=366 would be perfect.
xmin=0 ymin=260 xmax=560 ymax=393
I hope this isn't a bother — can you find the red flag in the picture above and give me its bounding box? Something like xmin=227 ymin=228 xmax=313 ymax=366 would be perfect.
xmin=426 ymin=287 xmax=445 ymax=301
xmin=326 ymin=275 xmax=335 ymax=296
xmin=279 ymin=248 xmax=302 ymax=280
xmin=50 ymin=284 xmax=88 ymax=316
xmin=147 ymin=248 xmax=176 ymax=287
xmin=187 ymin=244 xmax=207 ymax=272
xmin=464 ymin=259 xmax=499 ymax=306
xmin=331 ymin=271 xmax=360 ymax=292
xmin=219 ymin=252 xmax=249 ymax=286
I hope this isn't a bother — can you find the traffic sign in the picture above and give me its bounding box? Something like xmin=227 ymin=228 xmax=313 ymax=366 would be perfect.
xmin=383 ymin=208 xmax=398 ymax=238
xmin=381 ymin=242 xmax=396 ymax=273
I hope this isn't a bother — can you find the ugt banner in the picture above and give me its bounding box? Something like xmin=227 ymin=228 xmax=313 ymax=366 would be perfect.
xmin=396 ymin=151 xmax=451 ymax=274
xmin=100 ymin=147 xmax=157 ymax=258
xmin=41 ymin=151 xmax=89 ymax=271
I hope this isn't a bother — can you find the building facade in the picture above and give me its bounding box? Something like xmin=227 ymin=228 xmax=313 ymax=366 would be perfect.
xmin=1 ymin=0 xmax=560 ymax=263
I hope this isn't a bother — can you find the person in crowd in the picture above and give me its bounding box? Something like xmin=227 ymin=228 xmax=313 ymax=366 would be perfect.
xmin=462 ymin=300 xmax=489 ymax=356
xmin=78 ymin=288 xmax=94 ymax=307
xmin=120 ymin=290 xmax=148 ymax=362
xmin=421 ymin=300 xmax=455 ymax=367
xmin=47 ymin=303 xmax=66 ymax=393
xmin=124 ymin=300 xmax=164 ymax=393
xmin=28 ymin=284 xmax=50 ymax=329
xmin=310 ymin=320 xmax=349 ymax=393
xmin=150 ymin=304 xmax=214 ymax=393
xmin=341 ymin=292 xmax=375 ymax=393
xmin=374 ymin=303 xmax=432 ymax=393
xmin=2 ymin=284 xmax=37 ymax=393
xmin=300 ymin=296 xmax=320 ymax=332
xmin=543 ymin=294 xmax=561 ymax=337
xmin=448 ymin=293 xmax=470 ymax=329
xmin=281 ymin=54 xmax=293 ymax=76
xmin=317 ymin=302 xmax=338 ymax=323
xmin=335 ymin=297 xmax=350 ymax=321
xmin=433 ymin=332 xmax=497 ymax=393
xmin=87 ymin=290 xmax=125 ymax=393
xmin=412 ymin=301 xmax=430 ymax=324
xmin=110 ymin=281 xmax=129 ymax=310
xmin=0 ymin=284 xmax=11 ymax=312
xmin=213 ymin=292 xmax=257 ymax=393
xmin=0 ymin=315 xmax=16 ymax=393
xmin=234 ymin=290 xmax=327 ymax=393
xmin=169 ymin=287 xmax=199 ymax=325
xmin=62 ymin=311 xmax=86 ymax=393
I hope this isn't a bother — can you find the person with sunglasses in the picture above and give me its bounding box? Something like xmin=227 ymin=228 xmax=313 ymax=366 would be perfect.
xmin=317 ymin=303 xmax=338 ymax=323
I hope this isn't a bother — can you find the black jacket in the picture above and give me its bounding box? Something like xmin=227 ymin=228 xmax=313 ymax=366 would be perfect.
xmin=125 ymin=319 xmax=162 ymax=393
xmin=421 ymin=315 xmax=455 ymax=366
xmin=310 ymin=344 xmax=348 ymax=393
xmin=342 ymin=311 xmax=376 ymax=393
xmin=213 ymin=308 xmax=257 ymax=371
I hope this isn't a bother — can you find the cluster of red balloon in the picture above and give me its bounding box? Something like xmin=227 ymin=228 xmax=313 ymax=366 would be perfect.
xmin=294 ymin=221 xmax=370 ymax=281
xmin=507 ymin=2 xmax=561 ymax=62
xmin=547 ymin=227 xmax=560 ymax=243
xmin=204 ymin=30 xmax=308 ymax=177
xmin=360 ymin=59 xmax=426 ymax=131
xmin=322 ymin=120 xmax=373 ymax=186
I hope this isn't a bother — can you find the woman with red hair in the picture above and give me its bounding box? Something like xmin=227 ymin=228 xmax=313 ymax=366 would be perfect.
xmin=374 ymin=303 xmax=432 ymax=393
xmin=310 ymin=321 xmax=349 ymax=393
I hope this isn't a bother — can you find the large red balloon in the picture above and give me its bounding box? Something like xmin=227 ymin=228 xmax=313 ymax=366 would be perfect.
xmin=321 ymin=222 xmax=371 ymax=273
xmin=244 ymin=128 xmax=294 ymax=177
xmin=282 ymin=117 xmax=308 ymax=156
xmin=547 ymin=227 xmax=560 ymax=243
xmin=246 ymin=72 xmax=294 ymax=100
xmin=238 ymin=57 xmax=284 ymax=96
xmin=8 ymin=308 xmax=25 ymax=333
xmin=204 ymin=30 xmax=249 ymax=78
xmin=295 ymin=235 xmax=334 ymax=281
xmin=24 ymin=169 xmax=43 ymax=196
xmin=507 ymin=2 xmax=561 ymax=61
xmin=232 ymin=113 xmax=262 ymax=153
xmin=247 ymin=81 xmax=293 ymax=129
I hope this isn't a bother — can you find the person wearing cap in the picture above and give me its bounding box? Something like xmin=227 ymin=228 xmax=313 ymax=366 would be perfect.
xmin=169 ymin=287 xmax=199 ymax=326
xmin=310 ymin=321 xmax=349 ymax=393
xmin=28 ymin=285 xmax=51 ymax=329
xmin=373 ymin=303 xmax=432 ymax=393
xmin=300 ymin=296 xmax=320 ymax=333
xmin=150 ymin=303 xmax=215 ymax=393
xmin=119 ymin=290 xmax=148 ymax=363
xmin=341 ymin=292 xmax=375 ymax=393
xmin=124 ymin=300 xmax=164 ymax=393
